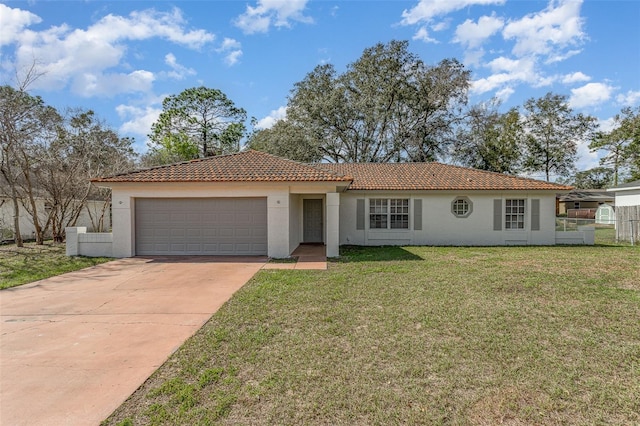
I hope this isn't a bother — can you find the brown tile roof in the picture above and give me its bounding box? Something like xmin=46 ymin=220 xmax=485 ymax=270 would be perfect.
xmin=94 ymin=149 xmax=571 ymax=191
xmin=317 ymin=162 xmax=573 ymax=191
xmin=93 ymin=150 xmax=352 ymax=183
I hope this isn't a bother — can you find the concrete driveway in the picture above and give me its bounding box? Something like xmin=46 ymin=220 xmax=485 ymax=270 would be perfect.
xmin=0 ymin=256 xmax=266 ymax=426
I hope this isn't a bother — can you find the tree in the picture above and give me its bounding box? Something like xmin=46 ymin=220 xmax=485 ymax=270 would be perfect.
xmin=560 ymin=166 xmax=615 ymax=189
xmin=522 ymin=92 xmax=597 ymax=181
xmin=147 ymin=86 xmax=247 ymax=164
xmin=0 ymin=84 xmax=58 ymax=245
xmin=255 ymin=40 xmax=470 ymax=163
xmin=247 ymin=119 xmax=322 ymax=163
xmin=454 ymin=101 xmax=523 ymax=174
xmin=38 ymin=109 xmax=136 ymax=242
xmin=589 ymin=106 xmax=640 ymax=185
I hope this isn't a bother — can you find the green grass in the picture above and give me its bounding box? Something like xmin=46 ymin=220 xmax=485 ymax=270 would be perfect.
xmin=0 ymin=242 xmax=112 ymax=289
xmin=104 ymin=245 xmax=640 ymax=425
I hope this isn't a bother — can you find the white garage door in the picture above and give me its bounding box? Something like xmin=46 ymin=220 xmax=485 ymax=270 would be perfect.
xmin=135 ymin=198 xmax=267 ymax=255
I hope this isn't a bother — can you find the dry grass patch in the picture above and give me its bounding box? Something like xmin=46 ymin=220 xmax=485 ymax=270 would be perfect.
xmin=104 ymin=245 xmax=640 ymax=426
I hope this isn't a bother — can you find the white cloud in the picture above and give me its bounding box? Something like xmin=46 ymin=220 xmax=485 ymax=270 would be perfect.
xmin=256 ymin=106 xmax=287 ymax=129
xmin=545 ymin=48 xmax=581 ymax=64
xmin=463 ymin=48 xmax=486 ymax=66
xmin=116 ymin=104 xmax=162 ymax=139
xmin=412 ymin=27 xmax=438 ymax=43
xmin=597 ymin=117 xmax=616 ymax=134
xmin=164 ymin=53 xmax=196 ymax=80
xmin=216 ymin=38 xmax=243 ymax=66
xmin=465 ymin=1 xmax=590 ymax=102
xmin=224 ymin=50 xmax=243 ymax=66
xmin=72 ymin=70 xmax=155 ymax=97
xmin=453 ymin=14 xmax=503 ymax=65
xmin=454 ymin=14 xmax=504 ymax=49
xmin=5 ymin=6 xmax=214 ymax=96
xmin=235 ymin=0 xmax=313 ymax=34
xmin=220 ymin=37 xmax=241 ymax=51
xmin=616 ymin=90 xmax=640 ymax=106
xmin=430 ymin=20 xmax=450 ymax=32
xmin=569 ymin=82 xmax=613 ymax=108
xmin=502 ymin=0 xmax=586 ymax=59
xmin=0 ymin=3 xmax=42 ymax=46
xmin=87 ymin=8 xmax=214 ymax=49
xmin=401 ymin=0 xmax=506 ymax=25
xmin=575 ymin=138 xmax=600 ymax=171
xmin=472 ymin=56 xmax=547 ymax=94
xmin=562 ymin=71 xmax=590 ymax=84
xmin=495 ymin=86 xmax=514 ymax=102
xmin=472 ymin=72 xmax=515 ymax=94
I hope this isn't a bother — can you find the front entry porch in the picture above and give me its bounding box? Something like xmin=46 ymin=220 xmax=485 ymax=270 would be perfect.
xmin=262 ymin=244 xmax=327 ymax=270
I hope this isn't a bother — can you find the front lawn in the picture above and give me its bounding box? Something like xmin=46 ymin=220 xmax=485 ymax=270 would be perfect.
xmin=0 ymin=242 xmax=111 ymax=289
xmin=105 ymin=245 xmax=640 ymax=425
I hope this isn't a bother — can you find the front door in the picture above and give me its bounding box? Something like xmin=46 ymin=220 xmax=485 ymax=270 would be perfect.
xmin=303 ymin=199 xmax=323 ymax=243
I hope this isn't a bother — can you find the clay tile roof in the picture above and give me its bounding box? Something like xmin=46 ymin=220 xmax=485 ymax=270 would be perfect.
xmin=317 ymin=162 xmax=573 ymax=191
xmin=93 ymin=150 xmax=352 ymax=183
xmin=94 ymin=150 xmax=571 ymax=191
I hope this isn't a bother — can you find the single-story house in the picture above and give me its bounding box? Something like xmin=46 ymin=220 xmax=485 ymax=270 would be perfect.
xmin=87 ymin=150 xmax=580 ymax=258
xmin=607 ymin=179 xmax=640 ymax=242
xmin=557 ymin=189 xmax=615 ymax=218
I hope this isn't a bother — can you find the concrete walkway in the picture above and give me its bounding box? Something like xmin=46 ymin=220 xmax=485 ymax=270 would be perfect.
xmin=262 ymin=244 xmax=328 ymax=270
xmin=0 ymin=256 xmax=265 ymax=426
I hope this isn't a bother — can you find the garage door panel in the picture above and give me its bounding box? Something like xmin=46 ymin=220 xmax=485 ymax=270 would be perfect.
xmin=202 ymin=229 xmax=218 ymax=238
xmin=235 ymin=243 xmax=250 ymax=252
xmin=170 ymin=229 xmax=185 ymax=238
xmin=186 ymin=229 xmax=201 ymax=238
xmin=136 ymin=198 xmax=267 ymax=256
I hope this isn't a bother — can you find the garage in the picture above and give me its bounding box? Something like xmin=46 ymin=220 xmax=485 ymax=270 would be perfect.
xmin=135 ymin=198 xmax=267 ymax=255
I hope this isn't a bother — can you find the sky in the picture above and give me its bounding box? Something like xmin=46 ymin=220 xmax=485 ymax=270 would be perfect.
xmin=1 ymin=0 xmax=639 ymax=179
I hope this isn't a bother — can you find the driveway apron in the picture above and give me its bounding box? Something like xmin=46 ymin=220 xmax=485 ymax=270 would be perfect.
xmin=0 ymin=256 xmax=265 ymax=426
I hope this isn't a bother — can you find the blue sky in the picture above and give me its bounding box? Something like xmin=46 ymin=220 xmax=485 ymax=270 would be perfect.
xmin=1 ymin=0 xmax=639 ymax=175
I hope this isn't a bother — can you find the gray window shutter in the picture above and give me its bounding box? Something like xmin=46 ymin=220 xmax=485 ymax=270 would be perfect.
xmin=493 ymin=199 xmax=502 ymax=231
xmin=414 ymin=199 xmax=422 ymax=230
xmin=531 ymin=199 xmax=540 ymax=231
xmin=356 ymin=199 xmax=365 ymax=230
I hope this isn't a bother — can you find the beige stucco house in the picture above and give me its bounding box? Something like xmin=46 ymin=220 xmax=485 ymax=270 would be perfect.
xmin=81 ymin=150 xmax=583 ymax=258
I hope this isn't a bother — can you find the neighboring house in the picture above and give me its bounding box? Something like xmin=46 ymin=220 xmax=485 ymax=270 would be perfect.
xmin=88 ymin=150 xmax=577 ymax=258
xmin=607 ymin=180 xmax=640 ymax=242
xmin=557 ymin=190 xmax=615 ymax=218
xmin=0 ymin=197 xmax=111 ymax=241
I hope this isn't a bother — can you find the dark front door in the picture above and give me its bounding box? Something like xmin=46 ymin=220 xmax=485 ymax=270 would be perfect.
xmin=303 ymin=199 xmax=323 ymax=243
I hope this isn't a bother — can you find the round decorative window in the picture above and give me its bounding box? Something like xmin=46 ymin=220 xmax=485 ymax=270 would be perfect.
xmin=451 ymin=197 xmax=473 ymax=218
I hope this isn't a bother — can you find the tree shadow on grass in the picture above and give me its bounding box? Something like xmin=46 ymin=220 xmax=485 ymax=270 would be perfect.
xmin=335 ymin=245 xmax=424 ymax=262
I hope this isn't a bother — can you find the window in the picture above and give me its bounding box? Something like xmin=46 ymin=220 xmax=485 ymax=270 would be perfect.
xmin=451 ymin=197 xmax=473 ymax=218
xmin=369 ymin=199 xmax=388 ymax=229
xmin=390 ymin=199 xmax=409 ymax=229
xmin=369 ymin=199 xmax=409 ymax=229
xmin=505 ymin=199 xmax=525 ymax=229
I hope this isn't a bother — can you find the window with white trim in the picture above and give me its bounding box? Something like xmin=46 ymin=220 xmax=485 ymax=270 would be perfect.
xmin=505 ymin=199 xmax=525 ymax=229
xmin=369 ymin=199 xmax=409 ymax=229
xmin=451 ymin=197 xmax=473 ymax=218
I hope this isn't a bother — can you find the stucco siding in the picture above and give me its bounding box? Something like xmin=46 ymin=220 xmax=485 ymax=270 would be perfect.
xmin=108 ymin=181 xmax=341 ymax=258
xmin=338 ymin=191 xmax=558 ymax=246
xmin=289 ymin=194 xmax=302 ymax=254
